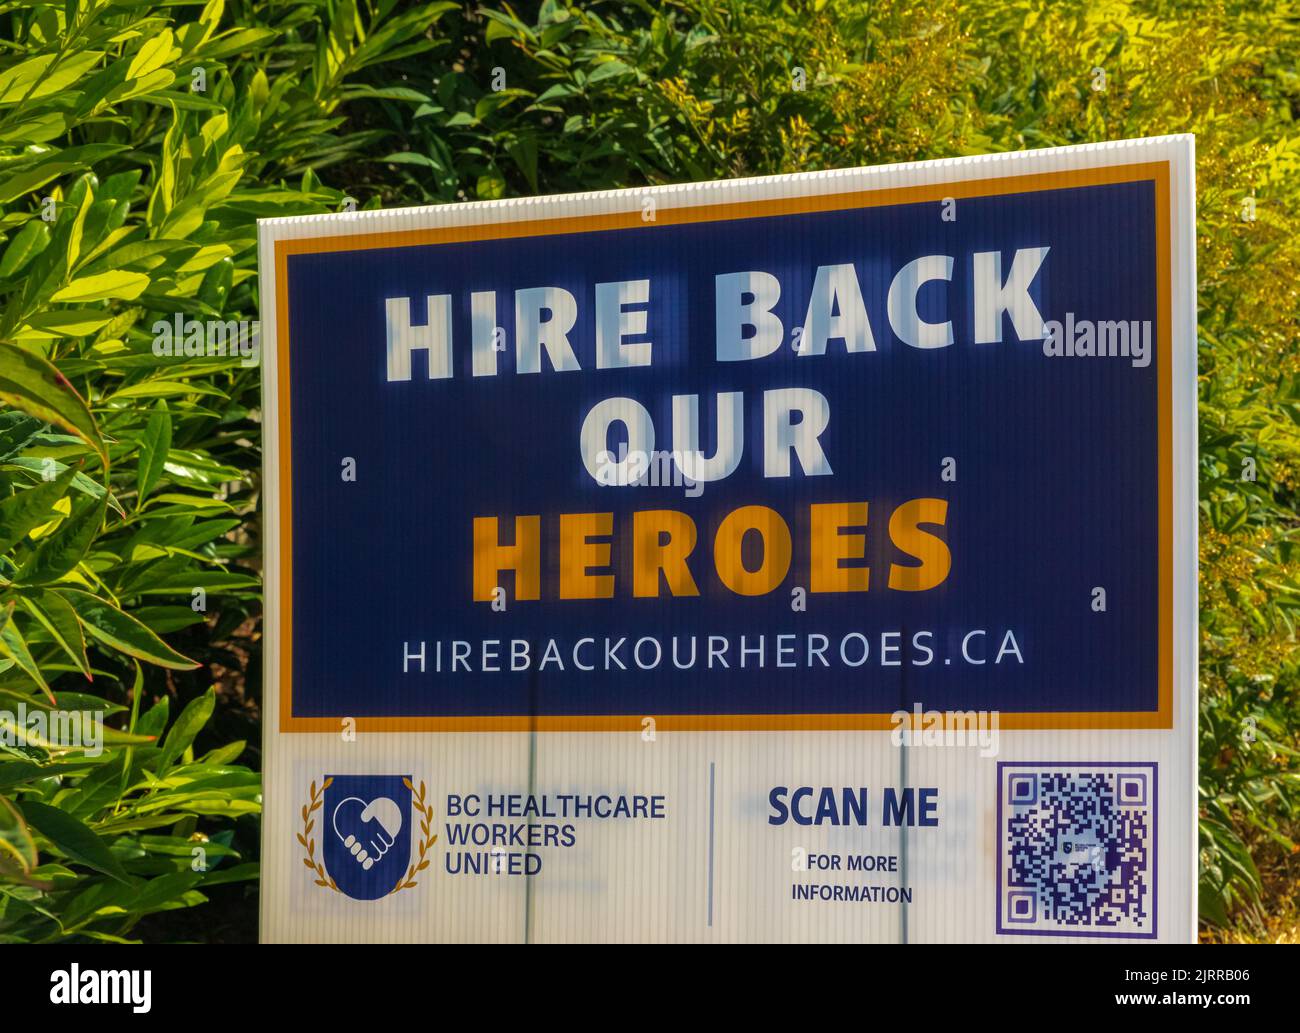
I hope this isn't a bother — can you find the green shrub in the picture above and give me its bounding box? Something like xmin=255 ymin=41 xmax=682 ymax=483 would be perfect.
xmin=0 ymin=0 xmax=452 ymax=942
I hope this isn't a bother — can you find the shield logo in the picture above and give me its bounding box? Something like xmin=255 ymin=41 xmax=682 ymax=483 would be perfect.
xmin=322 ymin=775 xmax=412 ymax=900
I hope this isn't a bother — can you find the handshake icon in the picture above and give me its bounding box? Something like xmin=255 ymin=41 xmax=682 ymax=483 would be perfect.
xmin=331 ymin=795 xmax=403 ymax=871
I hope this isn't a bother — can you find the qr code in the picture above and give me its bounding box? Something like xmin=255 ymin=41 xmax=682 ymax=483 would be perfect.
xmin=997 ymin=763 xmax=1156 ymax=938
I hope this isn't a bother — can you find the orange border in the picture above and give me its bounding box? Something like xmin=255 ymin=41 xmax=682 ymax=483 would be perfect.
xmin=273 ymin=161 xmax=1174 ymax=732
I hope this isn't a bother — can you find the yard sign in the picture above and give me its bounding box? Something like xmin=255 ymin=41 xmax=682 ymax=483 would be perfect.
xmin=258 ymin=136 xmax=1197 ymax=943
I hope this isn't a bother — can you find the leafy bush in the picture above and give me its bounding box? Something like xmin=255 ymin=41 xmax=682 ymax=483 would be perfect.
xmin=1 ymin=0 xmax=1296 ymax=940
xmin=0 ymin=0 xmax=452 ymax=941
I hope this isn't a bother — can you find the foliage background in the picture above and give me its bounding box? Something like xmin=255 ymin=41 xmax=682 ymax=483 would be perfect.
xmin=0 ymin=0 xmax=1295 ymax=942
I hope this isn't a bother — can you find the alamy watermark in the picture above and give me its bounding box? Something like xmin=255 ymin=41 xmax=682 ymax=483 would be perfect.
xmin=594 ymin=441 xmax=704 ymax=497
xmin=889 ymin=703 xmax=1000 ymax=758
xmin=152 ymin=313 xmax=260 ymax=367
xmin=50 ymin=964 xmax=151 ymax=1014
xmin=1 ymin=703 xmax=104 ymax=757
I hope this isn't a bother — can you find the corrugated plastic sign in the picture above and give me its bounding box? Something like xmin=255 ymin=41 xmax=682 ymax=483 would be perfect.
xmin=258 ymin=136 xmax=1197 ymax=943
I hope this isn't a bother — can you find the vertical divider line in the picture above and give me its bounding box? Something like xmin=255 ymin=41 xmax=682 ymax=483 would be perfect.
xmin=900 ymin=738 xmax=909 ymax=945
xmin=707 ymin=761 xmax=716 ymax=929
xmin=899 ymin=621 xmax=909 ymax=945
xmin=524 ymin=667 xmax=539 ymax=944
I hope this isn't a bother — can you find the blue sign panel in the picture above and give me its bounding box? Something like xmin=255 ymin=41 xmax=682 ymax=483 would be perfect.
xmin=274 ymin=165 xmax=1170 ymax=727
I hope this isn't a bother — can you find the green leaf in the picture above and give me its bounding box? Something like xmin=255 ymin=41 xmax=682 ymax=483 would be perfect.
xmin=0 ymin=762 xmax=44 ymax=791
xmin=0 ymin=795 xmax=36 ymax=874
xmin=3 ymin=689 xmax=120 ymax=716
xmin=16 ymin=493 xmax=106 ymax=585
xmin=116 ymin=662 xmax=145 ymax=810
xmin=0 ymin=162 xmax=78 ymax=206
xmin=378 ymin=151 xmax=439 ymax=168
xmin=110 ymin=380 xmax=228 ymax=400
xmin=134 ymin=695 xmax=169 ymax=740
xmin=0 ymin=602 xmax=53 ymax=702
xmin=125 ymin=29 xmax=178 ymax=82
xmin=157 ymin=688 xmax=215 ymax=773
xmin=0 ymin=51 xmax=103 ymax=105
xmin=135 ymin=401 xmax=171 ymax=504
xmin=0 ymin=346 xmax=105 ymax=464
xmin=56 ymin=588 xmax=198 ymax=670
xmin=342 ymin=85 xmax=432 ymax=102
xmin=63 ymin=182 xmax=93 ymax=271
xmin=505 ymin=135 xmax=539 ymax=193
xmin=49 ymin=270 xmax=150 ymax=303
xmin=200 ymin=740 xmax=245 ymax=766
xmin=6 ymin=111 xmax=66 ymax=145
xmin=0 ymin=410 xmax=45 ymax=459
xmin=16 ymin=309 xmax=114 ymax=338
xmin=21 ymin=592 xmax=90 ymax=679
xmin=476 ymin=169 xmax=506 ymax=200
xmin=196 ymin=861 xmax=258 ymax=888
xmin=126 ymin=869 xmax=204 ymax=913
xmin=1 ymin=459 xmax=117 ymax=512
xmin=0 ymin=466 xmax=77 ymax=554
xmin=17 ymin=800 xmax=130 ymax=884
xmin=587 ymin=59 xmax=634 ymax=84
xmin=0 ymin=220 xmax=51 ymax=279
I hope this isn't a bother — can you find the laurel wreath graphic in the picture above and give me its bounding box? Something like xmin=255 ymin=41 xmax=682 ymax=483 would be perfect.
xmin=297 ymin=776 xmax=437 ymax=895
xmin=298 ymin=777 xmax=339 ymax=893
xmin=389 ymin=778 xmax=437 ymax=895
